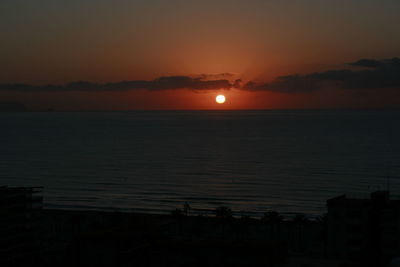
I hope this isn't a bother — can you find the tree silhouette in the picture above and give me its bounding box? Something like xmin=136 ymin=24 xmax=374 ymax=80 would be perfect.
xmin=293 ymin=213 xmax=308 ymax=252
xmin=215 ymin=206 xmax=233 ymax=239
xmin=262 ymin=211 xmax=283 ymax=224
xmin=171 ymin=208 xmax=183 ymax=218
xmin=316 ymin=213 xmax=328 ymax=257
xmin=183 ymin=202 xmax=191 ymax=216
xmin=171 ymin=208 xmax=184 ymax=234
xmin=215 ymin=206 xmax=232 ymax=219
xmin=262 ymin=211 xmax=284 ymax=240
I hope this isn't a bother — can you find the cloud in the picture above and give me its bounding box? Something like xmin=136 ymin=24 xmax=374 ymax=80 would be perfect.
xmin=196 ymin=73 xmax=237 ymax=80
xmin=1 ymin=58 xmax=399 ymax=94
xmin=349 ymin=59 xmax=383 ymax=68
xmin=241 ymin=58 xmax=400 ymax=93
xmin=0 ymin=75 xmax=232 ymax=92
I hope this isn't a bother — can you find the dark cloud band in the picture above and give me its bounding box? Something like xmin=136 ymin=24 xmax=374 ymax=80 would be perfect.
xmin=1 ymin=58 xmax=399 ymax=93
xmin=0 ymin=76 xmax=232 ymax=92
xmin=242 ymin=58 xmax=400 ymax=93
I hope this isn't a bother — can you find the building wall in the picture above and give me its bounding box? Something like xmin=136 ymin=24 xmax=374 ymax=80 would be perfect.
xmin=327 ymin=192 xmax=400 ymax=267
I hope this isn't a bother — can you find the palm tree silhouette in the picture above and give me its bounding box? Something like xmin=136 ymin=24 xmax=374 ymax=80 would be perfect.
xmin=183 ymin=202 xmax=191 ymax=216
xmin=262 ymin=211 xmax=283 ymax=223
xmin=215 ymin=206 xmax=233 ymax=239
xmin=316 ymin=213 xmax=328 ymax=257
xmin=262 ymin=211 xmax=284 ymax=240
xmin=171 ymin=208 xmax=184 ymax=234
xmin=293 ymin=213 xmax=308 ymax=252
xmin=215 ymin=206 xmax=232 ymax=219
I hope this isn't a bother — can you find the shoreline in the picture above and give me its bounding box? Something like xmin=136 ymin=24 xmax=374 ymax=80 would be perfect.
xmin=41 ymin=205 xmax=326 ymax=220
xmin=29 ymin=207 xmax=328 ymax=265
xmin=4 ymin=186 xmax=396 ymax=266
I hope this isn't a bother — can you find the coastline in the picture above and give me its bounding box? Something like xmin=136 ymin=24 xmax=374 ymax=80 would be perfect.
xmin=3 ymin=186 xmax=398 ymax=266
xmin=34 ymin=208 xmax=324 ymax=266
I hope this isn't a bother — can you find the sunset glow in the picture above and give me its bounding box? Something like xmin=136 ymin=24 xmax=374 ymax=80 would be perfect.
xmin=2 ymin=2 xmax=400 ymax=265
xmin=216 ymin=95 xmax=226 ymax=104
xmin=0 ymin=1 xmax=399 ymax=110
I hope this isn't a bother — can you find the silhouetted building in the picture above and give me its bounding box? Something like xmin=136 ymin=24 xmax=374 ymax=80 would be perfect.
xmin=0 ymin=186 xmax=43 ymax=265
xmin=327 ymin=191 xmax=400 ymax=267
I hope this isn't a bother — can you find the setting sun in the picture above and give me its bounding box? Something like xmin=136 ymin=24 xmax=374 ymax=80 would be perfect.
xmin=216 ymin=95 xmax=226 ymax=104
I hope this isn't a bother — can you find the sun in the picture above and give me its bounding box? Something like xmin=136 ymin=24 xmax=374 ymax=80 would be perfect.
xmin=216 ymin=95 xmax=226 ymax=104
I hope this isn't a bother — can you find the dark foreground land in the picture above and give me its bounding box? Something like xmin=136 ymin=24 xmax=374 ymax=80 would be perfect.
xmin=3 ymin=207 xmax=344 ymax=267
xmin=2 ymin=187 xmax=400 ymax=267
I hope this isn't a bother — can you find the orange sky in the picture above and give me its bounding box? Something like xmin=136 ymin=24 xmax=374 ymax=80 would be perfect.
xmin=1 ymin=0 xmax=400 ymax=110
xmin=3 ymin=87 xmax=400 ymax=111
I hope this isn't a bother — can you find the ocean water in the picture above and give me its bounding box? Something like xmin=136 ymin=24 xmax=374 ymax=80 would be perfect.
xmin=1 ymin=110 xmax=400 ymax=216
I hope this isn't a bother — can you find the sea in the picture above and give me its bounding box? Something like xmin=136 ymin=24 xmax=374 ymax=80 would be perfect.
xmin=1 ymin=110 xmax=400 ymax=217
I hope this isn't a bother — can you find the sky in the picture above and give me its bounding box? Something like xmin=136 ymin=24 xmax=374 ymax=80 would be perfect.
xmin=1 ymin=0 xmax=400 ymax=110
